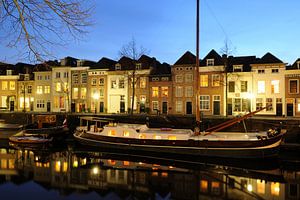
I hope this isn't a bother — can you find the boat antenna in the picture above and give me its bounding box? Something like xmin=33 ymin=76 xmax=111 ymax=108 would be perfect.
xmin=195 ymin=0 xmax=201 ymax=126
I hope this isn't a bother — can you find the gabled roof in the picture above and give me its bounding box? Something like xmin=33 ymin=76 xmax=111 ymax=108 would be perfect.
xmin=116 ymin=56 xmax=134 ymax=70
xmin=286 ymin=58 xmax=300 ymax=70
xmin=200 ymin=49 xmax=223 ymax=66
xmin=257 ymin=52 xmax=283 ymax=64
xmin=227 ymin=56 xmax=257 ymax=72
xmin=150 ymin=62 xmax=171 ymax=76
xmin=174 ymin=51 xmax=196 ymax=65
xmin=138 ymin=55 xmax=160 ymax=70
xmin=90 ymin=57 xmax=116 ymax=70
xmin=60 ymin=56 xmax=78 ymax=67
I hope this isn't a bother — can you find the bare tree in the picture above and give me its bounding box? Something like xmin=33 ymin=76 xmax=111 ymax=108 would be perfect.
xmin=119 ymin=37 xmax=149 ymax=115
xmin=220 ymin=38 xmax=236 ymax=117
xmin=0 ymin=0 xmax=93 ymax=62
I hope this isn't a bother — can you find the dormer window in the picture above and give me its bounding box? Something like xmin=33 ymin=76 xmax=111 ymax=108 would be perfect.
xmin=297 ymin=61 xmax=300 ymax=69
xmin=233 ymin=65 xmax=243 ymax=72
xmin=136 ymin=63 xmax=142 ymax=70
xmin=24 ymin=74 xmax=30 ymax=80
xmin=206 ymin=59 xmax=214 ymax=66
xmin=115 ymin=63 xmax=121 ymax=70
xmin=6 ymin=70 xmax=12 ymax=75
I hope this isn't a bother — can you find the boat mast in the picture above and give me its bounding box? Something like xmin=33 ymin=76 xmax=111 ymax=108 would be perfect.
xmin=195 ymin=0 xmax=200 ymax=123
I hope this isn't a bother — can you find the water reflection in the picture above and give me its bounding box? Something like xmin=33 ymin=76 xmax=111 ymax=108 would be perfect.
xmin=0 ymin=144 xmax=299 ymax=200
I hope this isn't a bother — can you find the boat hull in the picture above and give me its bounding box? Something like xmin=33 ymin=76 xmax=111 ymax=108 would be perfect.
xmin=74 ymin=131 xmax=284 ymax=159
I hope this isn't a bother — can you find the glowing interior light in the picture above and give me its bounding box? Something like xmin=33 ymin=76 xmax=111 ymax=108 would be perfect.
xmin=247 ymin=184 xmax=253 ymax=192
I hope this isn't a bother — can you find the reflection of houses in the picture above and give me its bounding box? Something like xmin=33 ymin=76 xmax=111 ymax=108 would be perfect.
xmin=199 ymin=50 xmax=225 ymax=116
xmin=285 ymin=59 xmax=300 ymax=117
xmin=149 ymin=62 xmax=172 ymax=114
xmin=251 ymin=53 xmax=286 ymax=116
xmin=171 ymin=51 xmax=196 ymax=115
xmin=0 ymin=63 xmax=18 ymax=111
xmin=88 ymin=57 xmax=116 ymax=114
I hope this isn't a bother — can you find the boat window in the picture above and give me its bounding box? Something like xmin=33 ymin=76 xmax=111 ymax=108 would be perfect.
xmin=123 ymin=161 xmax=130 ymax=166
xmin=168 ymin=136 xmax=177 ymax=140
xmin=108 ymin=130 xmax=116 ymax=136
xmin=153 ymin=135 xmax=161 ymax=139
xmin=108 ymin=159 xmax=116 ymax=165
xmin=138 ymin=134 xmax=146 ymax=139
xmin=123 ymin=131 xmax=130 ymax=137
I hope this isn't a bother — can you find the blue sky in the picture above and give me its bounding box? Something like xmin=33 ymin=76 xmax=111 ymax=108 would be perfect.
xmin=1 ymin=0 xmax=300 ymax=65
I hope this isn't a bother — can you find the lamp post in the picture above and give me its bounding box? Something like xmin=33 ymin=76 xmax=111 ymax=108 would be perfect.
xmin=92 ymin=93 xmax=99 ymax=114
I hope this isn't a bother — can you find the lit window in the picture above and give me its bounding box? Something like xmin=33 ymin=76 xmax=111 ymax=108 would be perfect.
xmin=1 ymin=81 xmax=8 ymax=90
xmin=44 ymin=86 xmax=50 ymax=94
xmin=63 ymin=162 xmax=68 ymax=172
xmin=297 ymin=99 xmax=300 ymax=112
xmin=123 ymin=131 xmax=130 ymax=137
xmin=37 ymin=86 xmax=43 ymax=94
xmin=200 ymin=180 xmax=208 ymax=192
xmin=115 ymin=63 xmax=121 ymax=70
xmin=212 ymin=74 xmax=220 ymax=86
xmin=153 ymin=135 xmax=161 ymax=139
xmin=271 ymin=80 xmax=279 ymax=94
xmin=233 ymin=65 xmax=242 ymax=72
xmin=168 ymin=136 xmax=176 ymax=140
xmin=271 ymin=182 xmax=280 ymax=196
xmin=152 ymin=101 xmax=159 ymax=111
xmin=55 ymin=161 xmax=61 ymax=172
xmin=108 ymin=130 xmax=116 ymax=136
xmin=152 ymin=87 xmax=159 ymax=97
xmin=200 ymin=75 xmax=208 ymax=87
xmin=123 ymin=161 xmax=130 ymax=166
xmin=56 ymin=82 xmax=61 ymax=92
xmin=139 ymin=134 xmax=146 ymax=139
xmin=73 ymin=88 xmax=79 ymax=99
xmin=9 ymin=81 xmax=15 ymax=90
xmin=136 ymin=63 xmax=142 ymax=70
xmin=108 ymin=159 xmax=116 ymax=165
xmin=161 ymin=87 xmax=168 ymax=97
xmin=257 ymin=81 xmax=265 ymax=93
xmin=81 ymin=88 xmax=86 ymax=99
xmin=257 ymin=180 xmax=265 ymax=194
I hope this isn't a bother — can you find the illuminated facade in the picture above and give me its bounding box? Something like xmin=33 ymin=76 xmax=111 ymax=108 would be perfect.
xmin=0 ymin=69 xmax=18 ymax=111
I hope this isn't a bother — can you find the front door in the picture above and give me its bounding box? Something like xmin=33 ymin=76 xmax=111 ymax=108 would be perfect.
xmin=162 ymin=102 xmax=168 ymax=114
xmin=120 ymin=101 xmax=125 ymax=113
xmin=186 ymin=102 xmax=192 ymax=114
xmin=276 ymin=103 xmax=282 ymax=116
xmin=100 ymin=102 xmax=104 ymax=113
xmin=47 ymin=102 xmax=51 ymax=112
xmin=287 ymin=103 xmax=294 ymax=116
xmin=9 ymin=101 xmax=14 ymax=111
xmin=213 ymin=101 xmax=220 ymax=115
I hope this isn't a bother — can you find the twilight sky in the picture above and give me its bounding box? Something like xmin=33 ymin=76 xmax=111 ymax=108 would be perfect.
xmin=1 ymin=0 xmax=300 ymax=65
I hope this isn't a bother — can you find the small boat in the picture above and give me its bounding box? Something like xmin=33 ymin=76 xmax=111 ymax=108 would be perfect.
xmin=9 ymin=132 xmax=53 ymax=144
xmin=73 ymin=112 xmax=287 ymax=159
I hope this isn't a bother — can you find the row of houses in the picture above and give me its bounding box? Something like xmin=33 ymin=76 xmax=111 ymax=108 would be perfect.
xmin=1 ymin=49 xmax=300 ymax=117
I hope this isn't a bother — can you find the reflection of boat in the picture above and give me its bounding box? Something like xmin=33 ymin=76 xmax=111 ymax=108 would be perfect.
xmin=9 ymin=131 xmax=53 ymax=144
xmin=74 ymin=114 xmax=286 ymax=159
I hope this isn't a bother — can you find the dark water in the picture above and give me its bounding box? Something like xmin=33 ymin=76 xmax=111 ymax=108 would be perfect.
xmin=0 ymin=141 xmax=299 ymax=200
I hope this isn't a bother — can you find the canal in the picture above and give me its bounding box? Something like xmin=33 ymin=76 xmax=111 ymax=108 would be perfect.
xmin=0 ymin=138 xmax=298 ymax=200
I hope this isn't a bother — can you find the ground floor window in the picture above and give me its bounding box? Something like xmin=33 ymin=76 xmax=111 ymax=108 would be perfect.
xmin=175 ymin=101 xmax=183 ymax=113
xmin=152 ymin=101 xmax=159 ymax=112
xmin=37 ymin=100 xmax=45 ymax=108
xmin=234 ymin=98 xmax=241 ymax=112
xmin=200 ymin=95 xmax=209 ymax=110
xmin=266 ymin=98 xmax=273 ymax=111
xmin=256 ymin=98 xmax=263 ymax=110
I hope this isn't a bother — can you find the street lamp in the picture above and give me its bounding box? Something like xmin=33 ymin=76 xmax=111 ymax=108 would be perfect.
xmin=92 ymin=93 xmax=99 ymax=114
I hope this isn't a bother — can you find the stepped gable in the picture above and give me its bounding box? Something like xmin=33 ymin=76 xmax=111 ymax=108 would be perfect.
xmin=227 ymin=55 xmax=257 ymax=72
xmin=90 ymin=57 xmax=116 ymax=70
xmin=174 ymin=51 xmax=196 ymax=65
xmin=286 ymin=58 xmax=300 ymax=70
xmin=200 ymin=49 xmax=223 ymax=66
xmin=257 ymin=52 xmax=284 ymax=64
